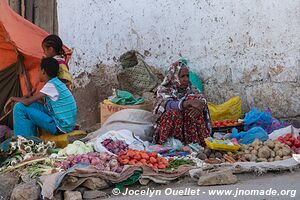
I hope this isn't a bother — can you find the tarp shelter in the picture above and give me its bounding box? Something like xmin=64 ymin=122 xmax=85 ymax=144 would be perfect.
xmin=0 ymin=0 xmax=72 ymax=128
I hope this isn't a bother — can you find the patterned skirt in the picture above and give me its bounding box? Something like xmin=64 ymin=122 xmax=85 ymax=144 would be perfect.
xmin=154 ymin=108 xmax=210 ymax=146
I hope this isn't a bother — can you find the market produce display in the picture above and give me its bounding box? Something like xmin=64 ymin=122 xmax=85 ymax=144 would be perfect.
xmin=212 ymin=120 xmax=242 ymax=128
xmin=198 ymin=138 xmax=295 ymax=164
xmin=101 ymin=138 xmax=129 ymax=155
xmin=239 ymin=139 xmax=293 ymax=162
xmin=167 ymin=158 xmax=195 ymax=170
xmin=205 ymin=137 xmax=240 ymax=152
xmin=118 ymin=149 xmax=169 ymax=169
xmin=0 ymin=136 xmax=55 ymax=168
xmin=277 ymin=133 xmax=300 ymax=153
xmin=57 ymin=140 xmax=94 ymax=156
xmin=27 ymin=159 xmax=61 ymax=178
xmin=54 ymin=152 xmax=123 ymax=173
xmin=196 ymin=148 xmax=244 ymax=164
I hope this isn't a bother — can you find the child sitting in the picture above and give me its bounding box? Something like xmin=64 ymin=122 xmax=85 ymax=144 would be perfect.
xmin=42 ymin=34 xmax=73 ymax=90
xmin=12 ymin=57 xmax=77 ymax=137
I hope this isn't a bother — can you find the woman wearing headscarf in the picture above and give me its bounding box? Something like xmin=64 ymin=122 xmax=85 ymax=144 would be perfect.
xmin=153 ymin=59 xmax=211 ymax=146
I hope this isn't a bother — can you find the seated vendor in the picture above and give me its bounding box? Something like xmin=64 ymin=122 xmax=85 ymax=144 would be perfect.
xmin=11 ymin=57 xmax=77 ymax=137
xmin=153 ymin=60 xmax=211 ymax=146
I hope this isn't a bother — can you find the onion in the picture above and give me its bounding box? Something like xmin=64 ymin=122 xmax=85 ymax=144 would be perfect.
xmin=104 ymin=166 xmax=111 ymax=171
xmin=116 ymin=166 xmax=123 ymax=173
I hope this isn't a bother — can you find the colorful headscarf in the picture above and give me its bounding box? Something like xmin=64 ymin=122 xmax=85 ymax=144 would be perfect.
xmin=153 ymin=59 xmax=203 ymax=117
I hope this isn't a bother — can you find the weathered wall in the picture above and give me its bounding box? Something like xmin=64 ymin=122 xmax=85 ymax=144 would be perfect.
xmin=57 ymin=0 xmax=300 ymax=127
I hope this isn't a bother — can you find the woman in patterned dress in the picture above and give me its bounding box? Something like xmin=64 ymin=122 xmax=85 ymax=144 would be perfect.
xmin=153 ymin=59 xmax=211 ymax=146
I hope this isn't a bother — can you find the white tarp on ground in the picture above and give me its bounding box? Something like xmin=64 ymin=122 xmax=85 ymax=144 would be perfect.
xmin=83 ymin=109 xmax=155 ymax=142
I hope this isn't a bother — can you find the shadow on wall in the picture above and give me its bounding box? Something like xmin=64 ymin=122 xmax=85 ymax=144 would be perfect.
xmin=73 ymin=64 xmax=118 ymax=129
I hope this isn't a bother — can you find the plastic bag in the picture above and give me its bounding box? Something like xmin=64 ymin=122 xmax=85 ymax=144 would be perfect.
xmin=244 ymin=108 xmax=289 ymax=134
xmin=208 ymin=96 xmax=242 ymax=121
xmin=110 ymin=89 xmax=144 ymax=105
xmin=269 ymin=125 xmax=300 ymax=140
xmin=93 ymin=129 xmax=147 ymax=155
xmin=164 ymin=137 xmax=184 ymax=150
xmin=147 ymin=144 xmax=170 ymax=153
xmin=230 ymin=127 xmax=268 ymax=144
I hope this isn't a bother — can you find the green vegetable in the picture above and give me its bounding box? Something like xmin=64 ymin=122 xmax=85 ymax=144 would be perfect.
xmin=27 ymin=163 xmax=55 ymax=178
xmin=58 ymin=140 xmax=94 ymax=156
xmin=167 ymin=159 xmax=195 ymax=170
xmin=48 ymin=148 xmax=60 ymax=154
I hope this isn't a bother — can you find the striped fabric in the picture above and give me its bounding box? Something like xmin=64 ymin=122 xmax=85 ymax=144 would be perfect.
xmin=45 ymin=77 xmax=77 ymax=133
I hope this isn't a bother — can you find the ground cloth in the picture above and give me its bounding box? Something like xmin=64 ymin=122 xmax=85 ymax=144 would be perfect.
xmin=40 ymin=164 xmax=193 ymax=199
xmin=40 ymin=164 xmax=141 ymax=199
xmin=190 ymin=158 xmax=300 ymax=179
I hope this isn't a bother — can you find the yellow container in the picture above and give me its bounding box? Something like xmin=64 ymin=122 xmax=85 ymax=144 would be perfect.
xmin=40 ymin=130 xmax=87 ymax=148
xmin=205 ymin=138 xmax=240 ymax=152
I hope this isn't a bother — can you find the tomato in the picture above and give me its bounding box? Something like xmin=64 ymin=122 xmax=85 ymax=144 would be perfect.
xmin=289 ymin=138 xmax=296 ymax=144
xmin=141 ymin=153 xmax=149 ymax=160
xmin=294 ymin=140 xmax=300 ymax=148
xmin=297 ymin=136 xmax=300 ymax=141
xmin=149 ymin=157 xmax=157 ymax=164
xmin=122 ymin=159 xmax=129 ymax=165
xmin=158 ymin=164 xmax=166 ymax=169
xmin=134 ymin=154 xmax=141 ymax=161
xmin=278 ymin=136 xmax=284 ymax=143
xmin=285 ymin=133 xmax=292 ymax=139
xmin=291 ymin=146 xmax=296 ymax=151
xmin=149 ymin=152 xmax=158 ymax=158
xmin=285 ymin=141 xmax=292 ymax=147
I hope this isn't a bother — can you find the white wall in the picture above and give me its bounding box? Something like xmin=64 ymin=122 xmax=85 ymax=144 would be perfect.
xmin=57 ymin=0 xmax=300 ymax=118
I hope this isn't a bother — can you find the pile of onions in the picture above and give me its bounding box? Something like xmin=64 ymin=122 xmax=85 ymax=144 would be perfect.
xmin=54 ymin=152 xmax=123 ymax=173
xmin=101 ymin=139 xmax=129 ymax=155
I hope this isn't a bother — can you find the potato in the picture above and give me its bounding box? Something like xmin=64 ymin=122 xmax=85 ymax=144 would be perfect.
xmin=256 ymin=158 xmax=268 ymax=162
xmin=276 ymin=149 xmax=283 ymax=157
xmin=258 ymin=146 xmax=271 ymax=159
xmin=273 ymin=145 xmax=280 ymax=152
xmin=244 ymin=154 xmax=257 ymax=162
xmin=240 ymin=145 xmax=248 ymax=151
xmin=264 ymin=140 xmax=275 ymax=149
xmin=197 ymin=152 xmax=207 ymax=160
xmin=268 ymin=158 xmax=275 ymax=162
xmin=215 ymin=152 xmax=223 ymax=159
xmin=244 ymin=150 xmax=250 ymax=154
xmin=282 ymin=156 xmax=292 ymax=160
xmin=204 ymin=148 xmax=212 ymax=156
xmin=279 ymin=143 xmax=285 ymax=148
xmin=251 ymin=150 xmax=258 ymax=156
xmin=275 ymin=156 xmax=282 ymax=161
xmin=209 ymin=153 xmax=216 ymax=159
xmin=281 ymin=147 xmax=291 ymax=156
xmin=252 ymin=139 xmax=263 ymax=147
xmin=249 ymin=146 xmax=254 ymax=151
xmin=270 ymin=151 xmax=275 ymax=158
xmin=254 ymin=145 xmax=260 ymax=151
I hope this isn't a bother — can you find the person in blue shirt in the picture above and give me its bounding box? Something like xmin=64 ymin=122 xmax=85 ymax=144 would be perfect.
xmin=11 ymin=57 xmax=77 ymax=137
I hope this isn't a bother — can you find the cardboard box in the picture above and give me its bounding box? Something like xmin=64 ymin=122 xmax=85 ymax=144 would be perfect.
xmin=100 ymin=101 xmax=153 ymax=124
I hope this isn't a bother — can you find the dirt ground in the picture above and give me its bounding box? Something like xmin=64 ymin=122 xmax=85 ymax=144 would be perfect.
xmin=111 ymin=169 xmax=300 ymax=200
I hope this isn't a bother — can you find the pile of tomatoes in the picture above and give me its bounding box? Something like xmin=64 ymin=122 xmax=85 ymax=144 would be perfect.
xmin=212 ymin=120 xmax=241 ymax=128
xmin=117 ymin=149 xmax=169 ymax=169
xmin=278 ymin=133 xmax=300 ymax=151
